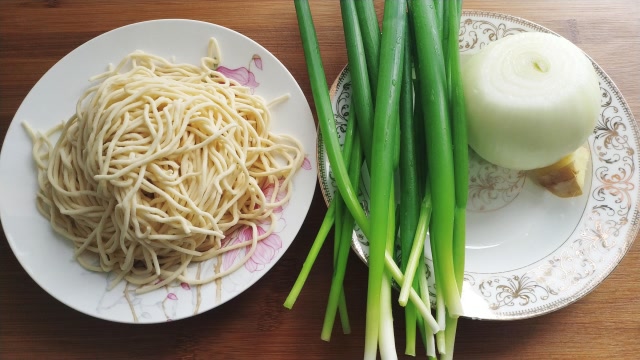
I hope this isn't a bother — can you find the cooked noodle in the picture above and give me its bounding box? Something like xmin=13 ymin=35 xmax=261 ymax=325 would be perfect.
xmin=24 ymin=39 xmax=304 ymax=293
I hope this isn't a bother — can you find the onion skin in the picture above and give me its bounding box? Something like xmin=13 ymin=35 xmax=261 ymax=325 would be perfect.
xmin=462 ymin=32 xmax=601 ymax=171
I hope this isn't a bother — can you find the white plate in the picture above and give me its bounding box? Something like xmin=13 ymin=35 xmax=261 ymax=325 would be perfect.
xmin=0 ymin=19 xmax=317 ymax=323
xmin=318 ymin=11 xmax=638 ymax=320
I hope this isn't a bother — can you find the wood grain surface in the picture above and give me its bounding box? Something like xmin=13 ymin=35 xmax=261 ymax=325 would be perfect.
xmin=1 ymin=1 xmax=638 ymax=359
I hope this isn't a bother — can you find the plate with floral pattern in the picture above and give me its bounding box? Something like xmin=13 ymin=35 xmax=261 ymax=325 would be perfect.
xmin=0 ymin=19 xmax=317 ymax=323
xmin=317 ymin=11 xmax=638 ymax=320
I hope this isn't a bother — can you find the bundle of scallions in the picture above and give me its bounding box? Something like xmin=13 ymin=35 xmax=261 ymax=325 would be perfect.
xmin=284 ymin=1 xmax=467 ymax=359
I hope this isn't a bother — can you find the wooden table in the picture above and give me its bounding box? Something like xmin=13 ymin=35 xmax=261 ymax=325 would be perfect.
xmin=1 ymin=1 xmax=638 ymax=359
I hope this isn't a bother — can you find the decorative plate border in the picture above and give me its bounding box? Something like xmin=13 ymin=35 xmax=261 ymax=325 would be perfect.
xmin=316 ymin=11 xmax=639 ymax=320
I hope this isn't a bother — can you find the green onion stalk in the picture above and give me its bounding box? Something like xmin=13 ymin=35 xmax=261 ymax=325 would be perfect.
xmin=292 ymin=0 xmax=435 ymax=321
xmin=340 ymin=0 xmax=374 ymax=166
xmin=283 ymin=105 xmax=359 ymax=311
xmin=330 ymin=111 xmax=360 ymax=336
xmin=293 ymin=0 xmax=369 ymax=237
xmin=354 ymin=0 xmax=380 ymax=92
xmin=443 ymin=0 xmax=468 ymax=358
xmin=321 ymin=127 xmax=362 ymax=341
xmin=397 ymin=16 xmax=422 ymax=356
xmin=363 ymin=0 xmax=407 ymax=357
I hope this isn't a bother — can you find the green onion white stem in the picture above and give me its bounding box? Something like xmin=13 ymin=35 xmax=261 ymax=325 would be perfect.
xmin=398 ymin=189 xmax=431 ymax=306
xmin=417 ymin=258 xmax=436 ymax=358
xmin=384 ymin=252 xmax=439 ymax=332
xmin=378 ymin=192 xmax=398 ymax=360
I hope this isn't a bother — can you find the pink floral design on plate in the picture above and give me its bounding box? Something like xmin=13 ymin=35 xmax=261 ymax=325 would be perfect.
xmin=252 ymin=54 xmax=263 ymax=70
xmin=302 ymin=157 xmax=312 ymax=170
xmin=262 ymin=180 xmax=287 ymax=213
xmin=217 ymin=53 xmax=263 ymax=93
xmin=217 ymin=66 xmax=259 ymax=90
xmin=221 ymin=225 xmax=282 ymax=273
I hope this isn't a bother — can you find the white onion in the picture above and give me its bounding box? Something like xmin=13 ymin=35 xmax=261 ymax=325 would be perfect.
xmin=461 ymin=32 xmax=601 ymax=170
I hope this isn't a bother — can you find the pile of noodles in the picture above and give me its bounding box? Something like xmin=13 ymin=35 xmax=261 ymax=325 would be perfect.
xmin=24 ymin=40 xmax=304 ymax=293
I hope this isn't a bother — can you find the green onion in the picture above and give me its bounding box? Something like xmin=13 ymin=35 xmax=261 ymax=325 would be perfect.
xmin=449 ymin=0 xmax=468 ymax=291
xmin=292 ymin=0 xmax=434 ymax=326
xmin=443 ymin=0 xmax=468 ymax=358
xmin=293 ymin=0 xmax=369 ymax=237
xmin=435 ymin=0 xmax=444 ymax=38
xmin=417 ymin=256 xmax=437 ymax=358
xmin=442 ymin=315 xmax=459 ymax=359
xmin=399 ymin=187 xmax=432 ymax=307
xmin=398 ymin=16 xmax=420 ymax=355
xmin=379 ymin=191 xmax=398 ymax=358
xmin=332 ymin=109 xmax=359 ymax=336
xmin=364 ymin=1 xmax=407 ymax=357
xmin=292 ymin=2 xmax=471 ymax=357
xmin=340 ymin=0 xmax=374 ymax=165
xmin=383 ymin=252 xmax=438 ymax=331
xmin=399 ymin=190 xmax=431 ymax=354
xmin=441 ymin=0 xmax=450 ymax=78
xmin=283 ymin=201 xmax=335 ymax=309
xmin=322 ymin=131 xmax=362 ymax=341
xmin=284 ymin=65 xmax=359 ymax=314
xmin=409 ymin=0 xmax=463 ymax=317
xmin=284 ymin=106 xmax=358 ymax=311
xmin=337 ymin=293 xmax=351 ymax=335
xmin=354 ymin=0 xmax=380 ymax=92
